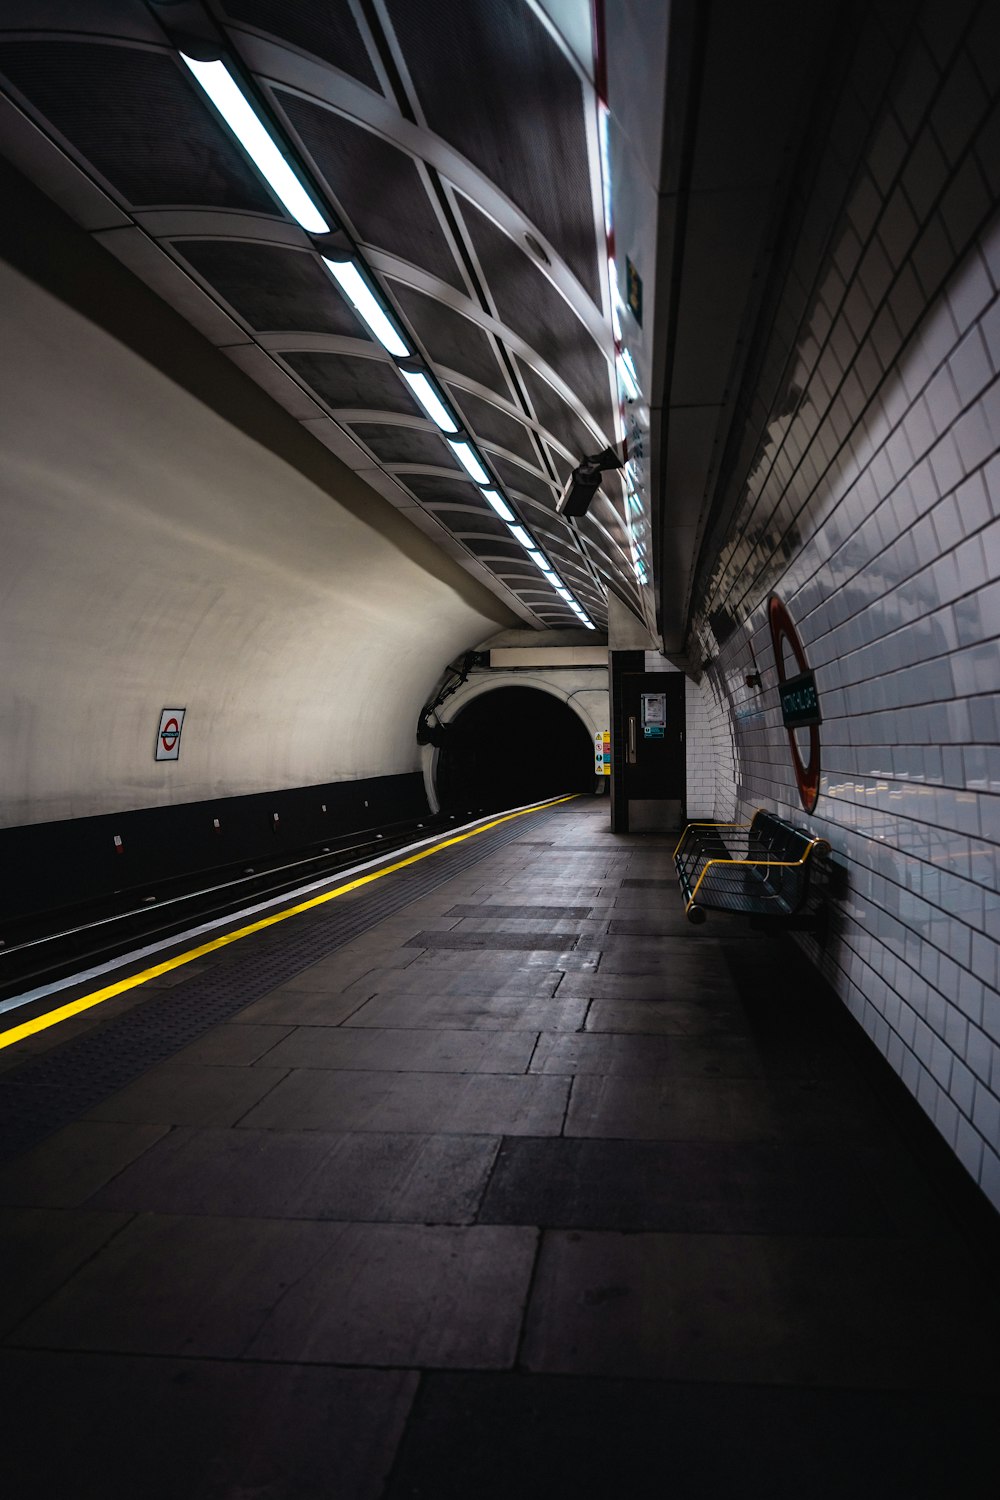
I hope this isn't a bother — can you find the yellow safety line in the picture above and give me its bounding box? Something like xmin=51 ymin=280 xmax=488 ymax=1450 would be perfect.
xmin=0 ymin=793 xmax=580 ymax=1052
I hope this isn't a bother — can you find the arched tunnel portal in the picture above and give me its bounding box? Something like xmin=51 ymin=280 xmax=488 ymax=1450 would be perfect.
xmin=433 ymin=685 xmax=597 ymax=816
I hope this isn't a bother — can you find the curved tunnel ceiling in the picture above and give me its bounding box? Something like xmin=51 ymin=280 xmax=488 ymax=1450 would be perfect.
xmin=0 ymin=0 xmax=648 ymax=633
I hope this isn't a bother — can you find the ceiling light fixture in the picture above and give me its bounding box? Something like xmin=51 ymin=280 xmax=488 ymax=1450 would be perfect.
xmin=399 ymin=370 xmax=459 ymax=433
xmin=180 ymin=55 xmax=330 ymax=234
xmin=448 ymin=440 xmax=490 ymax=485
xmin=322 ymin=258 xmax=411 ymax=357
xmin=481 ymin=489 xmax=515 ymax=523
xmin=617 ymin=349 xmax=641 ymax=401
xmin=507 ymin=524 xmax=534 ymax=549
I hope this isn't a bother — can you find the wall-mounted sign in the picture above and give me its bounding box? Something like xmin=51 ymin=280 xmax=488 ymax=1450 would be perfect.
xmin=155 ymin=707 xmax=186 ymax=762
xmin=778 ymin=670 xmax=822 ymax=729
xmin=594 ymin=730 xmax=611 ymax=775
xmin=641 ymin=692 xmax=665 ymax=738
xmin=768 ymin=595 xmax=820 ymax=812
xmin=626 ymin=256 xmax=643 ymax=326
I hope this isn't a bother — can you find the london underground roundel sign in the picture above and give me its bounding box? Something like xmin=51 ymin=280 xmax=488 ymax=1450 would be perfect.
xmin=767 ymin=596 xmax=821 ymax=813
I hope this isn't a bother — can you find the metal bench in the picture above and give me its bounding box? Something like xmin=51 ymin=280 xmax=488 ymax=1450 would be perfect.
xmin=673 ymin=810 xmax=831 ymax=926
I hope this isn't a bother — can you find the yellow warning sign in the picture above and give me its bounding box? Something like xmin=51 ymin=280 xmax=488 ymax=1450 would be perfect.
xmin=594 ymin=730 xmax=611 ymax=775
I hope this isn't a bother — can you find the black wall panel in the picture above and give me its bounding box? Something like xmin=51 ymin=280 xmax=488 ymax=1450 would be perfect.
xmin=0 ymin=772 xmax=428 ymax=924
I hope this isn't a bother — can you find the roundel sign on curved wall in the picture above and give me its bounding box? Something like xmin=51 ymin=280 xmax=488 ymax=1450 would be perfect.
xmin=768 ymin=596 xmax=821 ymax=813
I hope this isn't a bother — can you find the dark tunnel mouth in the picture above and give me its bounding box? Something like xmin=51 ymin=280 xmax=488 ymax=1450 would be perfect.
xmin=433 ymin=684 xmax=596 ymax=816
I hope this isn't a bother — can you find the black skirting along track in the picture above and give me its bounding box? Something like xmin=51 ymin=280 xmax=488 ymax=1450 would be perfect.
xmin=0 ymin=802 xmax=569 ymax=1164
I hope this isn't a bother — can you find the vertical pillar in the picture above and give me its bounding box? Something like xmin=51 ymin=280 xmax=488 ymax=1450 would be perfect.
xmin=610 ymin=649 xmax=644 ymax=832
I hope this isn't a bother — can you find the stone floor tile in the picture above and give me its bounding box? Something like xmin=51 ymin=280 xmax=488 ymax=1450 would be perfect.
xmin=0 ymin=1350 xmax=415 ymax=1500
xmin=581 ymin=997 xmax=748 ymax=1032
xmin=477 ymin=1136 xmax=947 ymax=1236
xmin=0 ymin=1120 xmax=168 ymax=1207
xmin=446 ymin=904 xmax=595 ymax=920
xmin=559 ymin=973 xmax=740 ymax=1001
xmin=94 ymin=1126 xmax=500 ymax=1223
xmin=14 ymin=1212 xmax=336 ymax=1356
xmin=0 ymin=1206 xmax=132 ymax=1337
xmin=338 ymin=967 xmax=565 ymax=1000
xmin=384 ymin=1372 xmax=997 ymax=1500
xmin=262 ymin=1025 xmax=537 ymax=1073
xmin=564 ymin=1072 xmax=782 ymax=1139
xmin=344 ymin=990 xmax=588 ymax=1031
xmin=520 ymin=1230 xmax=998 ymax=1389
xmin=246 ymin=1223 xmax=536 ymax=1367
xmin=229 ymin=987 xmax=373 ymax=1026
xmin=239 ymin=1068 xmax=570 ymax=1136
xmin=403 ymin=947 xmax=601 ymax=972
xmin=85 ymin=1063 xmax=289 ymax=1127
xmin=169 ymin=1022 xmax=293 ymax=1066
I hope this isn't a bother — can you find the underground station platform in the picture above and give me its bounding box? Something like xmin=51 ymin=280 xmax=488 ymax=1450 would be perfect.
xmin=0 ymin=796 xmax=996 ymax=1498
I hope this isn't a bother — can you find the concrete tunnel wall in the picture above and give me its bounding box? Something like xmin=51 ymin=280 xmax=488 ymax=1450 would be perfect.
xmin=687 ymin=7 xmax=1000 ymax=1211
xmin=0 ymin=256 xmax=511 ymax=831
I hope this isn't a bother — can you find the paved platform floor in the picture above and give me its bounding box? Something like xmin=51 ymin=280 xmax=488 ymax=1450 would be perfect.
xmin=0 ymin=797 xmax=997 ymax=1497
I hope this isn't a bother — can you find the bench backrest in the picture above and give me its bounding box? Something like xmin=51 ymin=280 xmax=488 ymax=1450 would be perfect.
xmin=746 ymin=811 xmax=822 ymax=906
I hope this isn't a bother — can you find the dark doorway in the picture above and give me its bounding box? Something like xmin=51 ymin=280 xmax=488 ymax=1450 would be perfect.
xmin=610 ymin=660 xmax=687 ymax=833
xmin=435 ymin=687 xmax=595 ymax=814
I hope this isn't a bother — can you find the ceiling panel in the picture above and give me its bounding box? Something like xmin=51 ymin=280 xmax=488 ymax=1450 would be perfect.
xmin=0 ymin=41 xmax=275 ymax=211
xmin=515 ymin=357 xmax=602 ymax=464
xmin=385 ymin=0 xmax=600 ymax=300
xmin=351 ymin=424 xmax=457 ymax=467
xmin=279 ymin=94 xmax=464 ymax=289
xmin=389 ymin=281 xmax=509 ymax=397
xmin=222 ymin=0 xmax=382 ymax=90
xmin=281 ymin=350 xmax=419 ymax=414
xmin=397 ymin=473 xmax=484 ymax=507
xmin=176 ymin=239 xmax=364 ymax=334
xmin=426 ymin=508 xmax=512 ymax=539
xmin=463 ymin=203 xmax=615 ymax=443
xmin=490 ymin=455 xmax=558 ymax=510
xmin=448 ymin=386 xmax=539 ymax=466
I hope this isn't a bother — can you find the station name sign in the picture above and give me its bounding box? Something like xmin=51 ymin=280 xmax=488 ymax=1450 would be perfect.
xmin=778 ymin=670 xmax=822 ymax=729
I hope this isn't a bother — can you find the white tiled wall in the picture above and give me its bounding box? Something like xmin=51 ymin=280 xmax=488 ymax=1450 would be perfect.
xmin=687 ymin=0 xmax=1000 ymax=1209
xmin=685 ymin=676 xmax=738 ymax=820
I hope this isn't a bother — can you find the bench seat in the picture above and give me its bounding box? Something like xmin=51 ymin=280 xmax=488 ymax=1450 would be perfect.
xmin=673 ymin=811 xmax=830 ymax=926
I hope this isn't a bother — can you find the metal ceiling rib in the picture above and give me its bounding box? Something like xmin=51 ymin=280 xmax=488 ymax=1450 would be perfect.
xmin=0 ymin=1 xmax=652 ymax=630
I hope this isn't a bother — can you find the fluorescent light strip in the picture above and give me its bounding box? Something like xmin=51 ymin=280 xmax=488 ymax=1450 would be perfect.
xmin=322 ymin=258 xmax=410 ymax=357
xmin=181 ymin=55 xmax=329 ymax=234
xmin=481 ymin=489 xmax=515 ymax=523
xmin=608 ymin=255 xmax=623 ymax=342
xmin=508 ymin=524 xmax=534 ymax=549
xmin=599 ymin=104 xmax=613 ymax=233
xmin=400 ymin=370 xmax=458 ymax=433
xmin=448 ymin=440 xmax=490 ymax=485
xmin=617 ymin=350 xmax=641 ymax=401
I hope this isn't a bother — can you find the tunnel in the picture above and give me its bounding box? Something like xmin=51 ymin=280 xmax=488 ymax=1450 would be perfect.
xmin=434 ymin=686 xmax=596 ymax=814
xmin=0 ymin=0 xmax=999 ymax=1493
